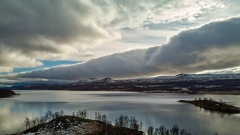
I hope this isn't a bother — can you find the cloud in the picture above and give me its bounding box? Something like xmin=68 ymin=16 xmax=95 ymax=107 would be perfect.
xmin=0 ymin=46 xmax=43 ymax=72
xmin=146 ymin=17 xmax=240 ymax=74
xmin=13 ymin=17 xmax=240 ymax=80
xmin=0 ymin=0 xmax=226 ymax=72
xmin=0 ymin=0 xmax=120 ymax=72
xmin=17 ymin=49 xmax=150 ymax=80
xmin=101 ymin=0 xmax=226 ymax=28
xmin=197 ymin=66 xmax=240 ymax=74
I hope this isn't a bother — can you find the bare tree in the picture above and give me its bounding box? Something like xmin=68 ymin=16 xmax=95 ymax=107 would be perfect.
xmin=102 ymin=114 xmax=107 ymax=123
xmin=24 ymin=117 xmax=30 ymax=129
xmin=54 ymin=111 xmax=60 ymax=118
xmin=159 ymin=125 xmax=166 ymax=135
xmin=40 ymin=116 xmax=47 ymax=124
xmin=83 ymin=109 xmax=87 ymax=118
xmin=171 ymin=125 xmax=179 ymax=135
xmin=180 ymin=129 xmax=188 ymax=135
xmin=35 ymin=117 xmax=40 ymax=125
xmin=165 ymin=129 xmax=170 ymax=135
xmin=154 ymin=127 xmax=160 ymax=135
xmin=60 ymin=110 xmax=64 ymax=116
xmin=32 ymin=119 xmax=36 ymax=127
xmin=148 ymin=126 xmax=154 ymax=135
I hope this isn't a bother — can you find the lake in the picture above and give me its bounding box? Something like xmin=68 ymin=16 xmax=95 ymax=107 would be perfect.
xmin=0 ymin=90 xmax=240 ymax=135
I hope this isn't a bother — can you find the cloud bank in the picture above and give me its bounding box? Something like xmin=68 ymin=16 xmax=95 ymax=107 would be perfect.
xmin=0 ymin=0 xmax=225 ymax=72
xmin=15 ymin=17 xmax=240 ymax=80
xmin=146 ymin=17 xmax=240 ymax=74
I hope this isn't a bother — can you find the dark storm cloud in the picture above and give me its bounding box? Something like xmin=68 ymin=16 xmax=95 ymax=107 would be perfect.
xmin=0 ymin=0 xmax=106 ymax=43
xmin=0 ymin=0 xmax=115 ymax=72
xmin=15 ymin=17 xmax=240 ymax=79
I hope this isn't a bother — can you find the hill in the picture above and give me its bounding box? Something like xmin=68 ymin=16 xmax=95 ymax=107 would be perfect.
xmin=12 ymin=115 xmax=143 ymax=135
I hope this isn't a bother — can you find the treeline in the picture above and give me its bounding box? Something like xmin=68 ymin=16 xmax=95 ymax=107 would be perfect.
xmin=147 ymin=125 xmax=191 ymax=135
xmin=22 ymin=110 xmax=219 ymax=135
xmin=94 ymin=112 xmax=193 ymax=135
xmin=95 ymin=113 xmax=142 ymax=131
xmin=24 ymin=109 xmax=87 ymax=129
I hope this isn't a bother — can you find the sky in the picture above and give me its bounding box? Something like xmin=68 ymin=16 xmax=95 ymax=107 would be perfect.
xmin=1 ymin=0 xmax=240 ymax=83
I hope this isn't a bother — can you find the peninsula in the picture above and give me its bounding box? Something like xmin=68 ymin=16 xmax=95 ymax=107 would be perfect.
xmin=0 ymin=89 xmax=17 ymax=98
xmin=178 ymin=99 xmax=240 ymax=114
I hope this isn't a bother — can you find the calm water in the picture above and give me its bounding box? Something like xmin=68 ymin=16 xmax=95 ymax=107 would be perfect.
xmin=0 ymin=90 xmax=240 ymax=135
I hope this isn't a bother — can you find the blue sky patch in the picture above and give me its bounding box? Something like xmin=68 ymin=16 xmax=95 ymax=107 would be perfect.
xmin=12 ymin=60 xmax=79 ymax=73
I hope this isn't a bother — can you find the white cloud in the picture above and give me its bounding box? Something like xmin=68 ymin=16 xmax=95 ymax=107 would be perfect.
xmin=197 ymin=66 xmax=240 ymax=74
xmin=145 ymin=17 xmax=240 ymax=74
xmin=16 ymin=49 xmax=149 ymax=80
xmin=13 ymin=17 xmax=240 ymax=80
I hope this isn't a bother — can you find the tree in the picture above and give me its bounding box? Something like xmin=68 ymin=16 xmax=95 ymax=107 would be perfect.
xmin=45 ymin=111 xmax=53 ymax=122
xmin=115 ymin=118 xmax=119 ymax=127
xmin=60 ymin=110 xmax=64 ymax=116
xmin=115 ymin=115 xmax=129 ymax=128
xmin=171 ymin=125 xmax=179 ymax=135
xmin=95 ymin=112 xmax=98 ymax=120
xmin=54 ymin=111 xmax=60 ymax=118
xmin=76 ymin=109 xmax=87 ymax=118
xmin=40 ymin=116 xmax=47 ymax=124
xmin=95 ymin=112 xmax=102 ymax=121
xmin=102 ymin=114 xmax=107 ymax=123
xmin=139 ymin=122 xmax=143 ymax=131
xmin=180 ymin=129 xmax=187 ymax=135
xmin=147 ymin=126 xmax=154 ymax=135
xmin=154 ymin=127 xmax=160 ymax=135
xmin=32 ymin=119 xmax=36 ymax=127
xmin=130 ymin=116 xmax=139 ymax=130
xmin=83 ymin=109 xmax=87 ymax=118
xmin=24 ymin=117 xmax=30 ymax=129
xmin=35 ymin=117 xmax=40 ymax=125
xmin=165 ymin=129 xmax=170 ymax=135
xmin=159 ymin=125 xmax=166 ymax=135
xmin=123 ymin=115 xmax=129 ymax=128
xmin=119 ymin=115 xmax=124 ymax=127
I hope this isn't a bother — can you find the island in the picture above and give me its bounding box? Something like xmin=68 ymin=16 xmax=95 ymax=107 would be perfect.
xmin=178 ymin=98 xmax=240 ymax=114
xmin=0 ymin=89 xmax=17 ymax=98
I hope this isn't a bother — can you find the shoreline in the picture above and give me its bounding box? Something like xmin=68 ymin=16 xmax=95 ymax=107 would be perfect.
xmin=12 ymin=89 xmax=240 ymax=95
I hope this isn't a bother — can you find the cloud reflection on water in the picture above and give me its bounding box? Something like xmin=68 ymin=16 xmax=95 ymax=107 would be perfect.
xmin=0 ymin=91 xmax=240 ymax=135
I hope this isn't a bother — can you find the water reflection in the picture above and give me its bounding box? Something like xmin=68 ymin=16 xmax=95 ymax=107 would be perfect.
xmin=0 ymin=91 xmax=240 ymax=135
